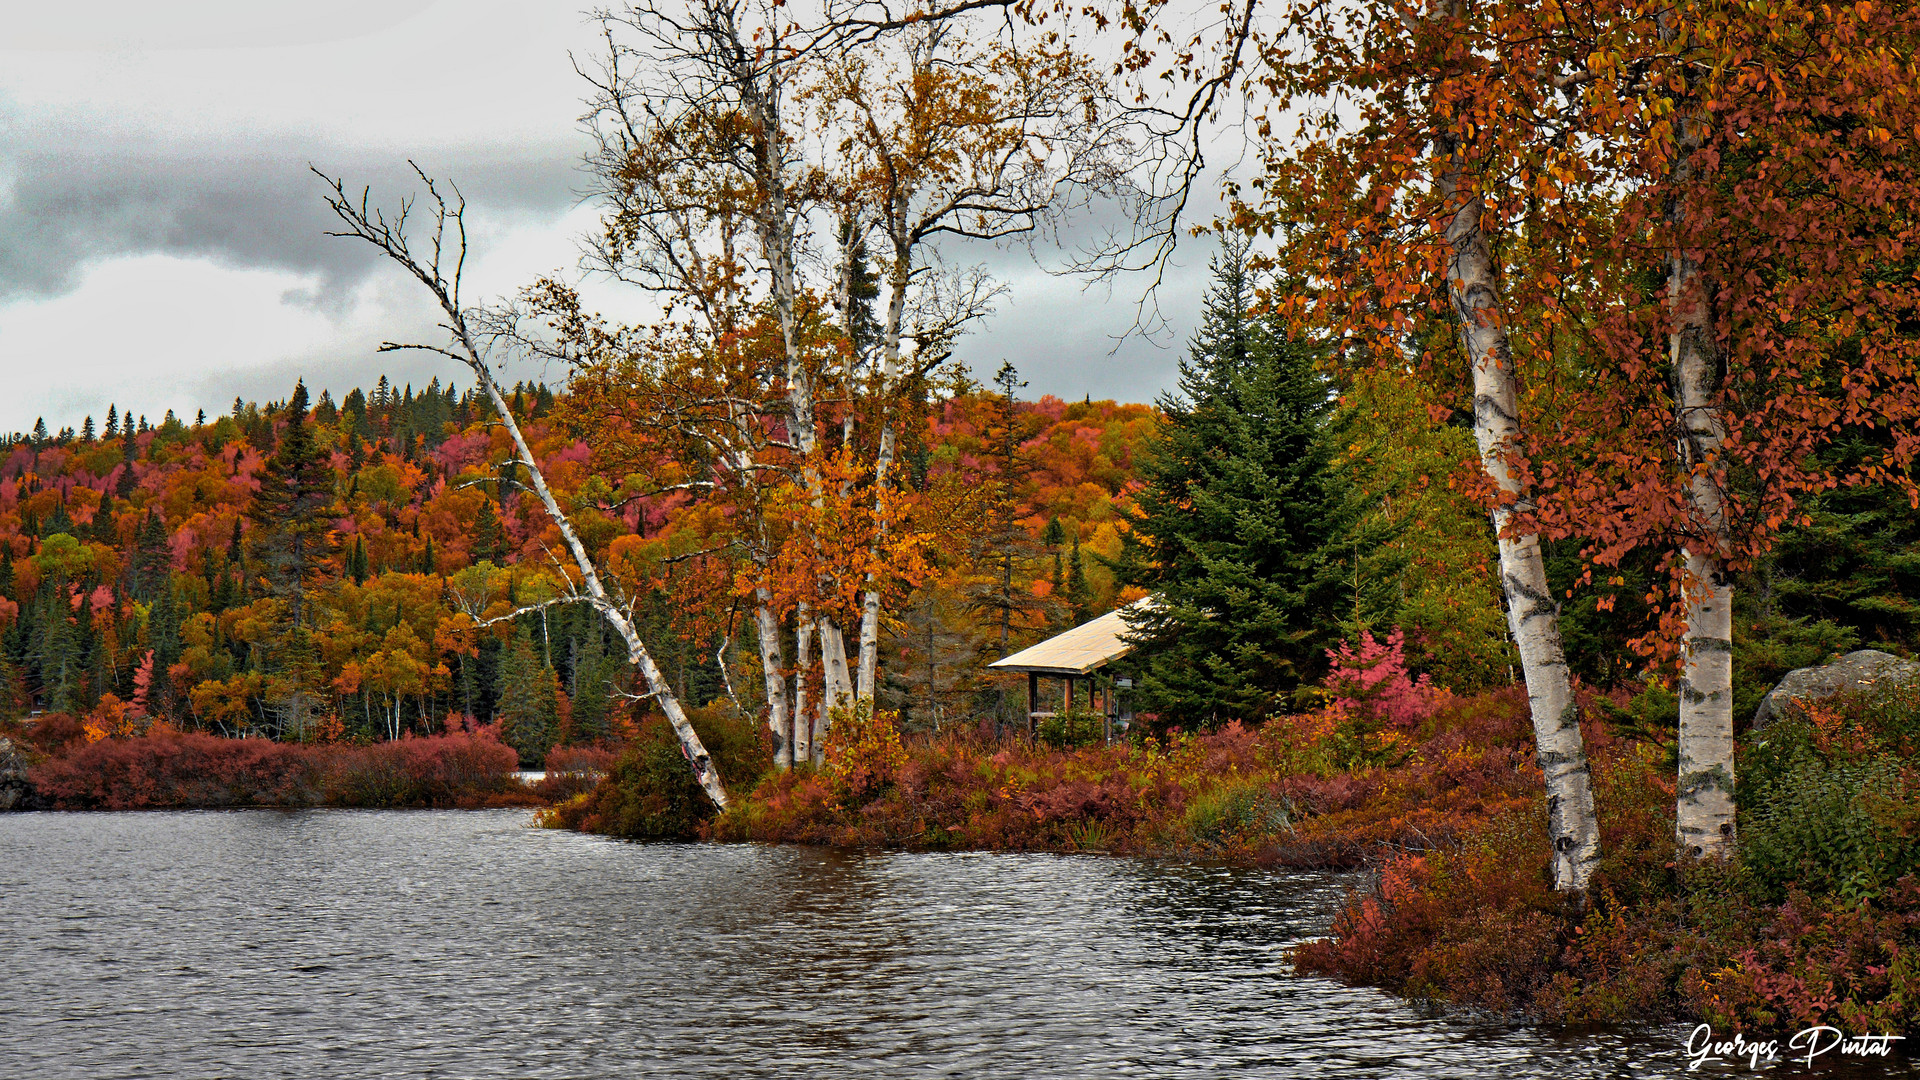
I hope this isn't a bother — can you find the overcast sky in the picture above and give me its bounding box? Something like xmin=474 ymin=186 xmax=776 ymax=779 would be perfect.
xmin=0 ymin=1 xmax=1211 ymax=436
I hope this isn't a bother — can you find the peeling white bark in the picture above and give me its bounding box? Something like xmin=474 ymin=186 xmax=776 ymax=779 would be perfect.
xmin=1670 ymin=148 xmax=1737 ymax=858
xmin=754 ymin=595 xmax=792 ymax=768
xmin=792 ymin=606 xmax=815 ymax=768
xmin=1441 ymin=162 xmax=1600 ymax=892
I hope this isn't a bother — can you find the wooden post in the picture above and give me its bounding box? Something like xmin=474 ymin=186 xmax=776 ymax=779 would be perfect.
xmin=1027 ymin=671 xmax=1038 ymax=739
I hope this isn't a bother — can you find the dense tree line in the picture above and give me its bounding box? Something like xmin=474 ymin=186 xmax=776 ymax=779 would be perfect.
xmin=0 ymin=371 xmax=1162 ymax=763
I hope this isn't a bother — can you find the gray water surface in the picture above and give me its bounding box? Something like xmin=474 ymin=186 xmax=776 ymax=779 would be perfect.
xmin=0 ymin=810 xmax=1909 ymax=1078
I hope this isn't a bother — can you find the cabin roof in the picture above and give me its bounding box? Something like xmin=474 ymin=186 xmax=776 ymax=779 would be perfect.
xmin=986 ymin=597 xmax=1155 ymax=676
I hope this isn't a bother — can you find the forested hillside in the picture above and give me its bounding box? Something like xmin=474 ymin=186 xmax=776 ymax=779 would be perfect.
xmin=0 ymin=374 xmax=1166 ymax=760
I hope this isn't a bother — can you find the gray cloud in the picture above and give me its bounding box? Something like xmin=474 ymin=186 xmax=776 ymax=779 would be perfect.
xmin=0 ymin=127 xmax=590 ymax=301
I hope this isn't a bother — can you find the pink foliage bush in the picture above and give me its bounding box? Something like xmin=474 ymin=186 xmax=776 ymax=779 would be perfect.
xmin=1325 ymin=629 xmax=1449 ymax=729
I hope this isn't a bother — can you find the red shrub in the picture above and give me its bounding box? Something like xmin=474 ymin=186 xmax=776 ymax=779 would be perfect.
xmin=32 ymin=733 xmax=324 ymax=809
xmin=30 ymin=729 xmax=526 ymax=810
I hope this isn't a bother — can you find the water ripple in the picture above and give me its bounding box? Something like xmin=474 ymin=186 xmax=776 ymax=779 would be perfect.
xmin=0 ymin=810 xmax=1910 ymax=1078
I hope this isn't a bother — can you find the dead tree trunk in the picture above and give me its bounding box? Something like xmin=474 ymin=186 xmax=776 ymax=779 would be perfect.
xmin=317 ymin=166 xmax=729 ymax=810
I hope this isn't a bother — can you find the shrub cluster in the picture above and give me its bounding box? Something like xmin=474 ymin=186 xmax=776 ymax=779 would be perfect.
xmin=697 ymin=686 xmax=1539 ymax=860
xmin=540 ymin=702 xmax=769 ymax=838
xmin=1294 ymin=682 xmax=1920 ymax=1035
xmin=21 ymin=724 xmax=535 ymax=810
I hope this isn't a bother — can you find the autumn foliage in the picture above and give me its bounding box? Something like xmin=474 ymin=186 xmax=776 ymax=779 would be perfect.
xmin=24 ymin=726 xmax=530 ymax=810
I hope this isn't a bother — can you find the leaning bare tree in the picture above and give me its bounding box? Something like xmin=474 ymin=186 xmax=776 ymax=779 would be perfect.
xmin=315 ymin=164 xmax=730 ymax=810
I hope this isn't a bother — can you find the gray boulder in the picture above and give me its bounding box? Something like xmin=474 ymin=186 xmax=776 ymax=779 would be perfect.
xmin=1752 ymin=649 xmax=1920 ymax=730
xmin=0 ymin=736 xmax=31 ymax=811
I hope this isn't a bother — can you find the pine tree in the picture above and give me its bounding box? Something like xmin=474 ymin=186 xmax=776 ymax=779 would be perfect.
xmin=1125 ymin=244 xmax=1350 ymax=726
xmin=105 ymin=405 xmax=119 ymax=438
xmin=248 ymin=381 xmax=332 ymax=628
xmin=81 ymin=416 xmax=95 ymax=441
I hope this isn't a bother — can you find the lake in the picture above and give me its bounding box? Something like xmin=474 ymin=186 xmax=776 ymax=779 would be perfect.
xmin=0 ymin=810 xmax=1910 ymax=1078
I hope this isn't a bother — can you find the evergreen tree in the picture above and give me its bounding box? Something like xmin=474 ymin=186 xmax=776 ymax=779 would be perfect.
xmin=496 ymin=626 xmax=560 ymax=766
xmin=133 ymin=511 xmax=170 ymax=602
xmin=115 ymin=456 xmax=138 ymax=499
xmin=1124 ymin=244 xmax=1350 ymax=726
xmin=1065 ymin=533 xmax=1093 ymax=622
xmin=248 ymin=381 xmax=332 ymax=628
xmin=41 ymin=501 xmax=74 ymax=539
xmin=471 ymin=499 xmax=505 ymax=564
xmin=568 ymin=625 xmax=618 ymax=742
xmin=105 ymin=405 xmax=119 ymax=438
xmin=1041 ymin=516 xmax=1067 ymax=587
xmin=968 ymin=363 xmax=1052 ymax=655
xmin=225 ymin=520 xmax=246 ymax=603
xmin=81 ymin=416 xmax=95 ymax=441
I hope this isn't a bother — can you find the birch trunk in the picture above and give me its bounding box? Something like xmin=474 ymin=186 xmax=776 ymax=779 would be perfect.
xmin=1669 ymin=117 xmax=1736 ymax=858
xmin=792 ymin=607 xmax=815 ymax=767
xmin=854 ymin=215 xmax=915 ymax=705
xmin=474 ymin=362 xmax=729 ymax=809
xmin=1440 ymin=157 xmax=1600 ymax=892
xmin=754 ymin=595 xmax=792 ymax=768
xmin=818 ymin=615 xmax=855 ymax=727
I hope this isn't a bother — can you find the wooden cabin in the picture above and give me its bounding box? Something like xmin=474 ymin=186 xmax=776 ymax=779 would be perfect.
xmin=987 ymin=597 xmax=1153 ymax=742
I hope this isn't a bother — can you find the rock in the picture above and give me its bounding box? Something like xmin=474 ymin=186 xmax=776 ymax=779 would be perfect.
xmin=1752 ymin=649 xmax=1920 ymax=730
xmin=0 ymin=736 xmax=31 ymax=811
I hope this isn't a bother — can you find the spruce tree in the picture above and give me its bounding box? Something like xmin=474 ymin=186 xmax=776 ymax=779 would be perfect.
xmin=1041 ymin=516 xmax=1066 ymax=587
xmin=496 ymin=626 xmax=559 ymax=766
xmin=348 ymin=535 xmax=369 ymax=585
xmin=1065 ymin=533 xmax=1093 ymax=623
xmin=133 ymin=511 xmax=170 ymax=602
xmin=471 ymin=499 xmax=505 ymax=564
xmin=568 ymin=626 xmax=618 ymax=742
xmin=248 ymin=381 xmax=332 ymax=628
xmin=967 ymin=363 xmax=1052 ymax=662
xmin=1124 ymin=243 xmax=1350 ymax=726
